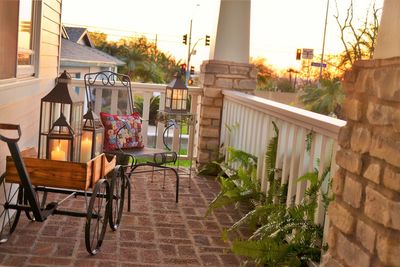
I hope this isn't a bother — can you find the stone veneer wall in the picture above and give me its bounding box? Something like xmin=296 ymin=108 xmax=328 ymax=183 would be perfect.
xmin=322 ymin=58 xmax=400 ymax=267
xmin=197 ymin=60 xmax=257 ymax=167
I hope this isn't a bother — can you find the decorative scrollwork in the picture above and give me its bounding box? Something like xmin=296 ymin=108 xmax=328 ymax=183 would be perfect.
xmin=84 ymin=71 xmax=132 ymax=109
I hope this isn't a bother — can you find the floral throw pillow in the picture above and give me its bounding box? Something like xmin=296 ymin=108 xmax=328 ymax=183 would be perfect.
xmin=100 ymin=112 xmax=144 ymax=151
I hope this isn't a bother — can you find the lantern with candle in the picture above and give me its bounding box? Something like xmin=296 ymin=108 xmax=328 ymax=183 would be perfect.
xmin=164 ymin=72 xmax=189 ymax=113
xmin=80 ymin=108 xmax=104 ymax=163
xmin=47 ymin=114 xmax=75 ymax=162
xmin=38 ymin=70 xmax=84 ymax=161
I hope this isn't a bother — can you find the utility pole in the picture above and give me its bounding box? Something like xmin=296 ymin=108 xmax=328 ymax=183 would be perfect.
xmin=185 ymin=20 xmax=193 ymax=86
xmin=319 ymin=0 xmax=330 ymax=82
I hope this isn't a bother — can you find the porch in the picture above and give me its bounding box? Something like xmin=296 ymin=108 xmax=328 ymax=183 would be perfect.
xmin=0 ymin=170 xmax=245 ymax=267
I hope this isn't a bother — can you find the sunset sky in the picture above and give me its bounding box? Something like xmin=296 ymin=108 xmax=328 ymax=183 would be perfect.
xmin=62 ymin=0 xmax=384 ymax=71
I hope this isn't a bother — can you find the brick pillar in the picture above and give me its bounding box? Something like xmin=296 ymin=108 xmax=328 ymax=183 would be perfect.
xmin=322 ymin=57 xmax=400 ymax=267
xmin=196 ymin=60 xmax=257 ymax=167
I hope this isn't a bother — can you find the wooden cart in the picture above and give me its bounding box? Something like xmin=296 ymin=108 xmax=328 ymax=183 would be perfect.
xmin=0 ymin=124 xmax=125 ymax=255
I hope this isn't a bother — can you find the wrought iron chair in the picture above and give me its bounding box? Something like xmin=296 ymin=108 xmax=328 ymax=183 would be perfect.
xmin=84 ymin=71 xmax=180 ymax=209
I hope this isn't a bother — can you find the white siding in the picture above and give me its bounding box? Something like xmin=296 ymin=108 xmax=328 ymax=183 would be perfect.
xmin=0 ymin=0 xmax=62 ymax=172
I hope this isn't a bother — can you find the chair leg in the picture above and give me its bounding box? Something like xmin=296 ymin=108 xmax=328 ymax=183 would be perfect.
xmin=124 ymin=172 xmax=132 ymax=212
xmin=168 ymin=167 xmax=179 ymax=203
xmin=162 ymin=169 xmax=166 ymax=189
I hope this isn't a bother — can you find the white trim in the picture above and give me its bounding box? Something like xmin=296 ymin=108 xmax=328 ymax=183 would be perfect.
xmin=17 ymin=65 xmax=35 ymax=78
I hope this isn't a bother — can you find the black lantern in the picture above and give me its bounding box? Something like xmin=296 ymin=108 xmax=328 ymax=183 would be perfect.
xmin=38 ymin=70 xmax=84 ymax=161
xmin=46 ymin=114 xmax=75 ymax=161
xmin=165 ymin=72 xmax=189 ymax=113
xmin=80 ymin=108 xmax=104 ymax=163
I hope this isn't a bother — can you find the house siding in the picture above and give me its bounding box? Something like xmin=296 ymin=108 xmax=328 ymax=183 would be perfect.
xmin=0 ymin=0 xmax=62 ymax=172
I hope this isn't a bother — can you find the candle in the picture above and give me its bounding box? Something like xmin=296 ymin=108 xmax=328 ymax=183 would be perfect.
xmin=80 ymin=136 xmax=92 ymax=162
xmin=51 ymin=144 xmax=66 ymax=161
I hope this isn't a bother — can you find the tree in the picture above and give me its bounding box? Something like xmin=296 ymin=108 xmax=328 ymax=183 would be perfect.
xmin=299 ymin=78 xmax=344 ymax=117
xmin=90 ymin=33 xmax=181 ymax=84
xmin=252 ymin=58 xmax=276 ymax=91
xmin=334 ymin=0 xmax=381 ymax=70
xmin=88 ymin=32 xmax=108 ymax=47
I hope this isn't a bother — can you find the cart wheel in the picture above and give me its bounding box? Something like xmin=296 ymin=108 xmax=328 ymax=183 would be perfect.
xmin=109 ymin=167 xmax=125 ymax=231
xmin=24 ymin=188 xmax=47 ymax=221
xmin=0 ymin=173 xmax=22 ymax=243
xmin=85 ymin=178 xmax=110 ymax=255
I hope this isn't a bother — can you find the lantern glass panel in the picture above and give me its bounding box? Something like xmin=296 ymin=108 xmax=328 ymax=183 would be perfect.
xmin=48 ymin=139 xmax=71 ymax=161
xmin=95 ymin=131 xmax=104 ymax=157
xmin=80 ymin=130 xmax=93 ymax=163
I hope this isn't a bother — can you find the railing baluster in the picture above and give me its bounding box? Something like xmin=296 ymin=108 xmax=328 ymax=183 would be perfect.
xmin=156 ymin=92 xmax=166 ymax=149
xmin=94 ymin=88 xmax=102 ymax=114
xmin=141 ymin=92 xmax=152 ymax=146
xmin=110 ymin=89 xmax=118 ymax=114
xmin=295 ymin=128 xmax=309 ymax=204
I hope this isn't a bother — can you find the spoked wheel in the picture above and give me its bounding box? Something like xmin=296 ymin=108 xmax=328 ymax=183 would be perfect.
xmin=85 ymin=178 xmax=110 ymax=255
xmin=0 ymin=173 xmax=22 ymax=243
xmin=23 ymin=187 xmax=47 ymax=221
xmin=109 ymin=167 xmax=125 ymax=231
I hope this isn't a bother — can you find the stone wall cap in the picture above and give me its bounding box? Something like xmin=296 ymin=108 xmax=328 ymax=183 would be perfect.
xmin=202 ymin=59 xmax=255 ymax=68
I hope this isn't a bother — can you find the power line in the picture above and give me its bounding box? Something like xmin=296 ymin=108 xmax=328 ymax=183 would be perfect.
xmin=63 ymin=22 xmax=183 ymax=39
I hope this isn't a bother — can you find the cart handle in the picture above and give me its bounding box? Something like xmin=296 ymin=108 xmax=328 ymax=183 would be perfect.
xmin=0 ymin=123 xmax=22 ymax=143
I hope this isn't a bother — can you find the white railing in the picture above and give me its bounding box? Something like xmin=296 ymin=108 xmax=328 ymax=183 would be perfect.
xmin=71 ymin=79 xmax=202 ymax=160
xmin=221 ymin=90 xmax=346 ymax=228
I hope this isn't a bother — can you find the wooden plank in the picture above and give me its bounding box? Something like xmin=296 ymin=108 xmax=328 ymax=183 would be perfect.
xmin=41 ymin=17 xmax=61 ymax=36
xmin=42 ymin=3 xmax=61 ymax=24
xmin=5 ymin=153 xmax=114 ymax=190
xmin=20 ymin=147 xmax=37 ymax=158
xmin=6 ymin=157 xmax=89 ymax=190
xmin=40 ymin=42 xmax=59 ymax=57
xmin=43 ymin=0 xmax=61 ymax=13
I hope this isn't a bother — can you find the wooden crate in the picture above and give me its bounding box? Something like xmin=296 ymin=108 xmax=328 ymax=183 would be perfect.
xmin=6 ymin=148 xmax=116 ymax=190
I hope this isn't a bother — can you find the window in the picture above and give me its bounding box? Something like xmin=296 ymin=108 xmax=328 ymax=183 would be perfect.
xmin=0 ymin=0 xmax=39 ymax=80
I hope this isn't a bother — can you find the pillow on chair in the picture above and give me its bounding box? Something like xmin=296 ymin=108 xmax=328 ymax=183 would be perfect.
xmin=100 ymin=112 xmax=144 ymax=151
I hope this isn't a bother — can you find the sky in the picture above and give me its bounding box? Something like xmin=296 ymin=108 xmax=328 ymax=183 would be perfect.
xmin=62 ymin=0 xmax=384 ymax=71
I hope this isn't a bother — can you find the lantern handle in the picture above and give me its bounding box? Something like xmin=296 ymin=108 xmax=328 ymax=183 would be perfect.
xmin=0 ymin=123 xmax=22 ymax=143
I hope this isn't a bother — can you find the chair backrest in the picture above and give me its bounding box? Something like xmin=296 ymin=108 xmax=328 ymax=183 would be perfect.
xmin=84 ymin=71 xmax=134 ymax=115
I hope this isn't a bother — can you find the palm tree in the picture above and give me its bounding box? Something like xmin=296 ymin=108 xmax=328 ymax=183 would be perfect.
xmin=299 ymin=78 xmax=344 ymax=117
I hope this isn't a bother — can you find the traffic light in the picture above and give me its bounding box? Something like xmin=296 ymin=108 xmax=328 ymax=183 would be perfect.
xmin=180 ymin=63 xmax=186 ymax=75
xmin=190 ymin=66 xmax=195 ymax=75
xmin=183 ymin=34 xmax=187 ymax=45
xmin=296 ymin=49 xmax=302 ymax=60
xmin=205 ymin=35 xmax=210 ymax=46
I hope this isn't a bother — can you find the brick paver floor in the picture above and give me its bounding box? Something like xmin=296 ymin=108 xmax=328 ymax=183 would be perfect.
xmin=0 ymin=168 xmax=245 ymax=266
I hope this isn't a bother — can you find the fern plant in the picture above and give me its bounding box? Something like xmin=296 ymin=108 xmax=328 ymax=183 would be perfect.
xmin=227 ymin=167 xmax=330 ymax=266
xmin=205 ymin=147 xmax=264 ymax=216
xmin=204 ymin=121 xmax=332 ymax=266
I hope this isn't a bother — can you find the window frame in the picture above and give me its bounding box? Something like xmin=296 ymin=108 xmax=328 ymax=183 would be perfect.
xmin=16 ymin=0 xmax=42 ymax=79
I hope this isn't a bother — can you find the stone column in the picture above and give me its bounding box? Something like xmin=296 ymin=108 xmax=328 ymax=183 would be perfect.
xmin=196 ymin=0 xmax=256 ymax=167
xmin=196 ymin=60 xmax=256 ymax=167
xmin=322 ymin=58 xmax=400 ymax=267
xmin=374 ymin=0 xmax=400 ymax=59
